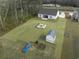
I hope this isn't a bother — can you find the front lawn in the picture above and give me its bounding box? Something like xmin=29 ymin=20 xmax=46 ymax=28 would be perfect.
xmin=0 ymin=18 xmax=66 ymax=59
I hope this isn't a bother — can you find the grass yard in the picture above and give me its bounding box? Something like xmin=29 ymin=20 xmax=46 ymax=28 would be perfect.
xmin=0 ymin=18 xmax=66 ymax=59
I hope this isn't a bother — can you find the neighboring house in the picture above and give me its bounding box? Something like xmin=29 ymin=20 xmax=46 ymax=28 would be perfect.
xmin=46 ymin=30 xmax=56 ymax=43
xmin=72 ymin=10 xmax=79 ymax=22
xmin=38 ymin=9 xmax=59 ymax=20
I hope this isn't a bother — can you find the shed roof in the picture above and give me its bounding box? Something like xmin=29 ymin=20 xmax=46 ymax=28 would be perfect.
xmin=47 ymin=30 xmax=56 ymax=37
xmin=38 ymin=9 xmax=58 ymax=16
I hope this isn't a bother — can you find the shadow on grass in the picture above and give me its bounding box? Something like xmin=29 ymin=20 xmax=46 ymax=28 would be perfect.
xmin=39 ymin=34 xmax=46 ymax=42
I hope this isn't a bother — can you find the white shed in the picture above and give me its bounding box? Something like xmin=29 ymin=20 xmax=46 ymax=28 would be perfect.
xmin=46 ymin=30 xmax=56 ymax=43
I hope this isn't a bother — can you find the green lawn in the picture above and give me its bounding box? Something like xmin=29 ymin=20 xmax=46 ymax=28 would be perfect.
xmin=0 ymin=18 xmax=66 ymax=59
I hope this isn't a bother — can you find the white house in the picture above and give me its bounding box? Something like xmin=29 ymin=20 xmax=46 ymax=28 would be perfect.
xmin=38 ymin=9 xmax=60 ymax=20
xmin=46 ymin=30 xmax=56 ymax=43
xmin=38 ymin=9 xmax=66 ymax=20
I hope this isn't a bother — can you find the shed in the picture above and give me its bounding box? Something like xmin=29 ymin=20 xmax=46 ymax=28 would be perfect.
xmin=72 ymin=9 xmax=79 ymax=22
xmin=46 ymin=30 xmax=56 ymax=43
xmin=38 ymin=9 xmax=59 ymax=20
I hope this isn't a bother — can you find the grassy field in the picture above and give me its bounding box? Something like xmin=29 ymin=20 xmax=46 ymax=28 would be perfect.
xmin=61 ymin=19 xmax=79 ymax=59
xmin=0 ymin=18 xmax=66 ymax=59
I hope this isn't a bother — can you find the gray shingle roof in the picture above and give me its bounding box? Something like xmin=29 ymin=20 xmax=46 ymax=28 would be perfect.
xmin=38 ymin=9 xmax=58 ymax=16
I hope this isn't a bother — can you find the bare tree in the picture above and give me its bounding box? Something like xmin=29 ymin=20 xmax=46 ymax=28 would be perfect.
xmin=20 ymin=0 xmax=23 ymax=17
xmin=0 ymin=0 xmax=9 ymax=29
xmin=14 ymin=0 xmax=19 ymax=25
xmin=0 ymin=15 xmax=4 ymax=29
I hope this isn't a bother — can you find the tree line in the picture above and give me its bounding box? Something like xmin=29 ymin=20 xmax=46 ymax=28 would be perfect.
xmin=43 ymin=0 xmax=79 ymax=7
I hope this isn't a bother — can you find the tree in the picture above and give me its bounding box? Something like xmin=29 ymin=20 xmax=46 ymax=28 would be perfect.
xmin=54 ymin=0 xmax=56 ymax=7
xmin=14 ymin=0 xmax=19 ymax=25
xmin=28 ymin=0 xmax=42 ymax=16
xmin=0 ymin=0 xmax=42 ymax=35
xmin=0 ymin=0 xmax=9 ymax=29
xmin=0 ymin=15 xmax=4 ymax=29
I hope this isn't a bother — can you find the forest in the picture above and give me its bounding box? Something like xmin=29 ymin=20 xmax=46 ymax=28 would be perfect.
xmin=0 ymin=0 xmax=42 ymax=36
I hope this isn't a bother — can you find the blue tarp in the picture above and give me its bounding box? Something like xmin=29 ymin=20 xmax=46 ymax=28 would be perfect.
xmin=22 ymin=43 xmax=32 ymax=54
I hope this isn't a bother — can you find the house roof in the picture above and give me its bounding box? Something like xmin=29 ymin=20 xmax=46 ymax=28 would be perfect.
xmin=38 ymin=9 xmax=58 ymax=16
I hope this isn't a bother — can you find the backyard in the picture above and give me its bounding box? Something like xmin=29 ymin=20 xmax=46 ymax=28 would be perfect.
xmin=0 ymin=18 xmax=66 ymax=59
